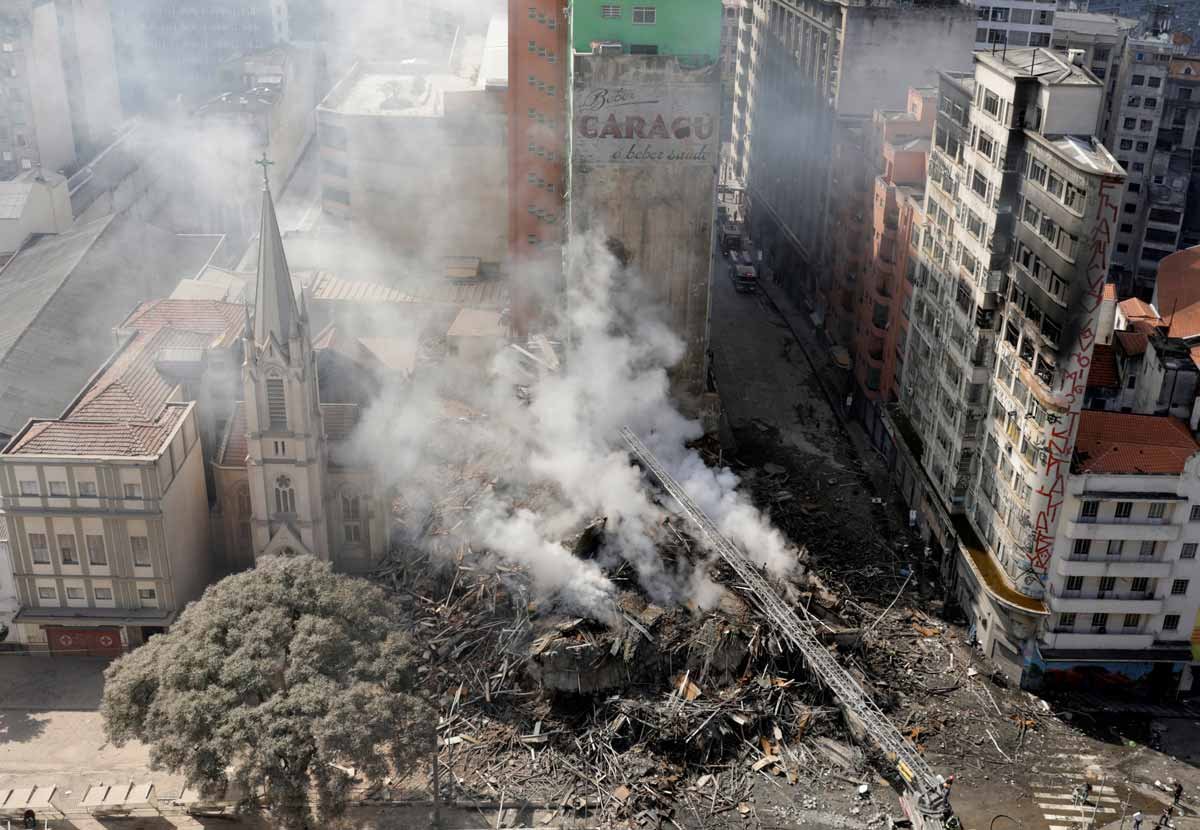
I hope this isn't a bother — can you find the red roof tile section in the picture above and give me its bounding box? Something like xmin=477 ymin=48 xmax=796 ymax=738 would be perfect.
xmin=1114 ymin=330 xmax=1149 ymax=357
xmin=1086 ymin=343 xmax=1119 ymax=388
xmin=1074 ymin=411 xmax=1200 ymax=475
xmin=5 ymin=299 xmax=244 ymax=457
xmin=1155 ymin=247 xmax=1200 ymax=339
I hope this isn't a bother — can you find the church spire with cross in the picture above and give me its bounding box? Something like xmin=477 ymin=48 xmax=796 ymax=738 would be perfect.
xmin=252 ymin=152 xmax=299 ymax=355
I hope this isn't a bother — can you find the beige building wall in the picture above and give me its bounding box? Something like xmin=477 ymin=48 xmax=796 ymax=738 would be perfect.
xmin=28 ymin=1 xmax=75 ymax=174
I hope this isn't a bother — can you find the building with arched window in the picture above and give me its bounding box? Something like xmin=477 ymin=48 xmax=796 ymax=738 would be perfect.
xmin=210 ymin=181 xmax=389 ymax=572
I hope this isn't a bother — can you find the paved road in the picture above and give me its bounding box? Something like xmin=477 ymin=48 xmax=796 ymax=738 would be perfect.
xmin=707 ymin=250 xmax=846 ymax=468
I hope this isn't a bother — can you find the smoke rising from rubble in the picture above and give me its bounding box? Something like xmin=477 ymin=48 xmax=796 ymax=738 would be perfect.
xmin=350 ymin=232 xmax=798 ymax=621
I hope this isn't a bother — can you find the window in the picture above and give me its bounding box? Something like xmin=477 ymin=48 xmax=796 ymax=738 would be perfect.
xmin=37 ymin=586 xmax=56 ymax=600
xmin=94 ymin=586 xmax=112 ymax=601
xmin=1029 ymin=157 xmax=1048 ymax=186
xmin=629 ymin=44 xmax=658 ymax=54
xmin=131 ymin=535 xmax=151 ymax=567
xmin=601 ymin=4 xmax=621 ymax=17
xmin=1171 ymin=579 xmax=1189 ymax=596
xmin=631 ymin=5 xmax=655 ymax=23
xmin=990 ymin=6 xmax=1008 ymax=20
xmin=983 ymin=89 xmax=1001 ymax=118
xmin=66 ymin=586 xmax=84 ymax=600
xmin=1081 ymin=500 xmax=1099 ymax=519
xmin=138 ymin=588 xmax=157 ymax=607
xmin=1107 ymin=539 xmax=1123 ymax=556
xmin=78 ymin=481 xmax=97 ymax=497
xmin=1164 ymin=614 xmax=1180 ymax=631
xmin=273 ymin=440 xmax=287 ymax=456
xmin=1120 ymin=139 xmax=1133 ymax=150
xmin=1128 ymin=183 xmax=1141 ymax=193
xmin=1148 ymin=76 xmax=1161 ymax=88
xmin=48 ymin=480 xmax=67 ymax=497
xmin=1066 ymin=575 xmax=1084 ymax=591
xmin=971 ymin=169 xmax=989 ymax=199
xmin=1123 ymin=613 xmax=1140 ymax=629
xmin=342 ymin=493 xmax=362 ymax=544
xmin=86 ymin=535 xmax=106 ymax=566
xmin=58 ymin=535 xmax=77 ymax=564
xmin=1149 ymin=502 xmax=1166 ymax=519
xmin=1140 ymin=119 xmax=1153 ymax=131
xmin=1124 ymin=117 xmax=1137 ymax=130
xmin=1115 ymin=501 xmax=1132 ymax=519
xmin=1192 ymin=504 xmax=1200 ymax=521
xmin=1057 ymin=613 xmax=1076 ymax=629
xmin=1099 ymin=576 xmax=1116 ymax=594
xmin=1183 ymin=543 xmax=1198 ymax=560
xmin=266 ymin=377 xmax=287 ymax=429
xmin=124 ymin=483 xmax=142 ymax=499
xmin=275 ymin=476 xmax=296 ymax=514
xmin=1136 ymin=140 xmax=1149 ymax=152
xmin=29 ymin=533 xmax=48 ymax=564
xmin=1145 ymin=97 xmax=1157 ymax=109
xmin=1132 ymin=577 xmax=1149 ymax=593
xmin=1132 ymin=74 xmax=1145 ymax=86
xmin=19 ymin=480 xmax=38 ymax=496
xmin=1091 ymin=613 xmax=1108 ymax=630
xmin=1140 ymin=540 xmax=1156 ymax=558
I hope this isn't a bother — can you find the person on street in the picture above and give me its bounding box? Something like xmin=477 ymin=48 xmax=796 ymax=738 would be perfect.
xmin=1174 ymin=782 xmax=1184 ymax=808
xmin=1133 ymin=809 xmax=1144 ymax=830
xmin=1158 ymin=807 xmax=1173 ymax=828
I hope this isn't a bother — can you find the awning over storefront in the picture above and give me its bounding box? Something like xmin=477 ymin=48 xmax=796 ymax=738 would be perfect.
xmin=14 ymin=606 xmax=176 ymax=628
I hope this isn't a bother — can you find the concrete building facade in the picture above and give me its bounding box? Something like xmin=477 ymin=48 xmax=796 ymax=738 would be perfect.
xmin=53 ymin=0 xmax=123 ymax=158
xmin=731 ymin=0 xmax=975 ymax=355
xmin=974 ymin=0 xmax=1057 ymax=50
xmin=568 ymin=0 xmax=723 ymax=410
xmin=316 ymin=29 xmax=509 ymax=266
xmin=890 ymin=49 xmax=1128 ymax=683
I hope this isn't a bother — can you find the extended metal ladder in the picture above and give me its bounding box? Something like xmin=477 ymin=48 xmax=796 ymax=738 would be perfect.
xmin=621 ymin=427 xmax=956 ymax=829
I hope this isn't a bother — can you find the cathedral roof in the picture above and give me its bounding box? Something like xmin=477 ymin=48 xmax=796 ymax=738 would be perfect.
xmin=253 ymin=185 xmax=300 ymax=354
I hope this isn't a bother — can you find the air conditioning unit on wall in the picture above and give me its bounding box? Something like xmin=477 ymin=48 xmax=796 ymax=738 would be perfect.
xmin=592 ymin=40 xmax=623 ymax=56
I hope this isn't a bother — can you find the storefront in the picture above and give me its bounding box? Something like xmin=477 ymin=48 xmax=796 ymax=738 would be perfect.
xmin=13 ymin=607 xmax=177 ymax=657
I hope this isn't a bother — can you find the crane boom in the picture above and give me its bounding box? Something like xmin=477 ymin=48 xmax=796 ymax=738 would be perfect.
xmin=620 ymin=427 xmax=957 ymax=829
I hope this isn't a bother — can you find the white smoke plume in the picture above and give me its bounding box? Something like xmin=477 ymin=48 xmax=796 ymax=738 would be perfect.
xmin=350 ymin=231 xmax=799 ymax=621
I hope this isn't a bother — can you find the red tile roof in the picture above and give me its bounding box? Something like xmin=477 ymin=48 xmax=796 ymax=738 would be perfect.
xmin=4 ymin=299 xmax=244 ymax=457
xmin=1114 ymin=330 xmax=1149 ymax=357
xmin=1155 ymin=247 xmax=1200 ymax=339
xmin=1087 ymin=343 xmax=1120 ymax=388
xmin=1074 ymin=411 xmax=1200 ymax=475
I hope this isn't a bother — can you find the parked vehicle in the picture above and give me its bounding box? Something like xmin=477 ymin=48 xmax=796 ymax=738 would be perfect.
xmin=728 ymin=251 xmax=758 ymax=293
xmin=719 ymin=222 xmax=744 ymax=255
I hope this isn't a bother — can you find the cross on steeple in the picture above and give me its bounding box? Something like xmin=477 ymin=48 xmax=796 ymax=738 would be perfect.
xmin=255 ymin=151 xmax=274 ymax=187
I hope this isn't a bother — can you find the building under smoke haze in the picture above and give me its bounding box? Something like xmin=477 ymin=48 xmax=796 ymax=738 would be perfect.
xmin=567 ymin=0 xmax=723 ymax=411
xmin=316 ymin=20 xmax=509 ymax=266
xmin=731 ymin=0 xmax=975 ymax=349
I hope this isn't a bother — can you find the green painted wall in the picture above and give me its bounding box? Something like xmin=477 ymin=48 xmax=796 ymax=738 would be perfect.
xmin=571 ymin=0 xmax=722 ymax=60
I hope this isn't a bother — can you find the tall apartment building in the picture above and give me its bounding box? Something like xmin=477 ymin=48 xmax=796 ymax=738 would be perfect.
xmin=507 ymin=0 xmax=567 ymax=273
xmin=1052 ymin=11 xmax=1138 ymax=139
xmin=1105 ymin=32 xmax=1185 ymax=295
xmin=111 ymin=0 xmax=289 ymax=112
xmin=843 ymin=88 xmax=935 ymax=444
xmin=0 ymin=1 xmax=74 ymax=177
xmin=567 ymin=0 xmax=722 ymax=412
xmin=974 ymin=1 xmax=1057 ymax=49
xmin=891 ymin=49 xmax=1127 ymax=682
xmin=53 ymin=0 xmax=123 ymax=158
xmin=731 ymin=0 xmax=974 ymax=345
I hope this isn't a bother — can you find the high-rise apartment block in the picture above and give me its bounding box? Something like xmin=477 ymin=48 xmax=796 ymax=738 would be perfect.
xmin=731 ymin=0 xmax=974 ymax=351
xmin=567 ymin=0 xmax=723 ymax=411
xmin=892 ymin=49 xmax=1128 ymax=682
xmin=974 ymin=1 xmax=1057 ymax=49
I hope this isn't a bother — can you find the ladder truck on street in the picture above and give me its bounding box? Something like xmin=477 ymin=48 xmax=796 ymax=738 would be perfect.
xmin=620 ymin=428 xmax=960 ymax=830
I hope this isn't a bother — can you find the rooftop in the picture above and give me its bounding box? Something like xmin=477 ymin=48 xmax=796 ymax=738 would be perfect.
xmin=321 ymin=51 xmax=487 ymax=117
xmin=1030 ymin=133 xmax=1124 ymax=177
xmin=3 ymin=299 xmax=244 ymax=458
xmin=1114 ymin=329 xmax=1150 ymax=357
xmin=1153 ymin=246 xmax=1200 ymax=339
xmin=1073 ymin=411 xmax=1200 ymax=475
xmin=975 ymin=48 xmax=1102 ymax=87
xmin=1086 ymin=343 xmax=1119 ymax=388
xmin=1052 ymin=11 xmax=1139 ymax=38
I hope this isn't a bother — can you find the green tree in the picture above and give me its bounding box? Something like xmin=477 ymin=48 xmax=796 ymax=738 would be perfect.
xmin=102 ymin=554 xmax=432 ymax=829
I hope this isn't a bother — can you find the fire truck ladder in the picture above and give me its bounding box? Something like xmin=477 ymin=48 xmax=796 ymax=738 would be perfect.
xmin=620 ymin=427 xmax=957 ymax=829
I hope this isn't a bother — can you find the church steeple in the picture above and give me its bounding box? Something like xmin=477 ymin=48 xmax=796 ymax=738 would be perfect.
xmin=253 ymin=153 xmax=299 ymax=354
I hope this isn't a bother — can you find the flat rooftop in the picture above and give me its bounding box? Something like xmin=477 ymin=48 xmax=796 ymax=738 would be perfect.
xmin=976 ymin=47 xmax=1102 ymax=86
xmin=1033 ymin=133 xmax=1124 ymax=177
xmin=1053 ymin=11 xmax=1138 ymax=38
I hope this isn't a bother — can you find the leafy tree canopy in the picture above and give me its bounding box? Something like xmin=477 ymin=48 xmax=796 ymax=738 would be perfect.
xmin=102 ymin=554 xmax=432 ymax=828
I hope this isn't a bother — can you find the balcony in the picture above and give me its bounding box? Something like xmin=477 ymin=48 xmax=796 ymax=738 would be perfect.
xmin=1046 ymin=588 xmax=1164 ymax=615
xmin=1056 ymin=555 xmax=1173 ymax=578
xmin=1065 ymin=519 xmax=1180 ymax=543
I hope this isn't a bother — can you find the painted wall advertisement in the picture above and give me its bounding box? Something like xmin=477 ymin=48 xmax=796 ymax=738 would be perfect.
xmin=573 ymin=83 xmax=719 ymax=166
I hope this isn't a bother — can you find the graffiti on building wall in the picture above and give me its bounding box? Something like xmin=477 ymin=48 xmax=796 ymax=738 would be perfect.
xmin=1023 ymin=175 xmax=1122 ymax=596
xmin=573 ymin=84 xmax=719 ymax=165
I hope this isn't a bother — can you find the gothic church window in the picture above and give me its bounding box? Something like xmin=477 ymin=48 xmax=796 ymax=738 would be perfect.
xmin=235 ymin=485 xmax=252 ymax=546
xmin=342 ymin=492 xmax=362 ymax=543
xmin=275 ymin=476 xmax=296 ymax=514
